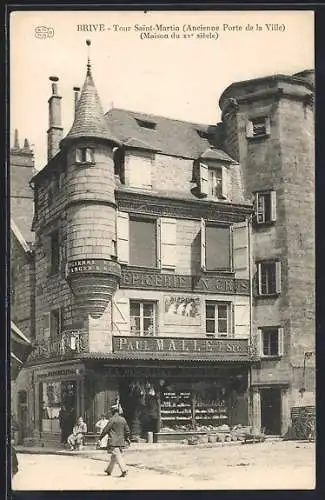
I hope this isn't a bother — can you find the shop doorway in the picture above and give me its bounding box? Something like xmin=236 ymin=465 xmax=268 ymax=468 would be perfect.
xmin=260 ymin=388 xmax=281 ymax=435
xmin=17 ymin=390 xmax=28 ymax=445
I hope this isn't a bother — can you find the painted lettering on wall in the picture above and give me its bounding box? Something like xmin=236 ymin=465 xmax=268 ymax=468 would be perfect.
xmin=120 ymin=270 xmax=249 ymax=295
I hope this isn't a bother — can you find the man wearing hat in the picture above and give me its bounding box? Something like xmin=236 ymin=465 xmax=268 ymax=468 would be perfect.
xmin=98 ymin=403 xmax=131 ymax=477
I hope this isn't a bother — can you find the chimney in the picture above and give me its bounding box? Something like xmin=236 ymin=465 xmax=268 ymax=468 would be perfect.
xmin=14 ymin=129 xmax=20 ymax=149
xmin=47 ymin=76 xmax=63 ymax=161
xmin=73 ymin=86 xmax=81 ymax=117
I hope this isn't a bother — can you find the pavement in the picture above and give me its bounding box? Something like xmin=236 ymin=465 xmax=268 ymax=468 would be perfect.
xmin=11 ymin=439 xmax=316 ymax=490
xmin=14 ymin=438 xmax=247 ymax=457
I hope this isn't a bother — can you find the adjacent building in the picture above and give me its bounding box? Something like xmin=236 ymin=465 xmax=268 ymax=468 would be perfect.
xmin=11 ymin=52 xmax=315 ymax=445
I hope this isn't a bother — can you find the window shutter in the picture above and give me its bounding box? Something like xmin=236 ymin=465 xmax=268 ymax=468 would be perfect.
xmin=278 ymin=327 xmax=284 ymax=356
xmin=112 ymin=297 xmax=130 ymax=334
xmin=265 ymin=117 xmax=271 ymax=136
xmin=200 ymin=218 xmax=206 ymax=271
xmin=160 ymin=217 xmax=177 ymax=269
xmin=234 ymin=302 xmax=250 ymax=338
xmin=257 ymin=263 xmax=262 ymax=295
xmin=75 ymin=148 xmax=82 ymax=163
xmin=128 ymin=155 xmax=152 ymax=188
xmin=199 ymin=162 xmax=209 ymax=196
xmin=270 ymin=190 xmax=277 ymax=222
xmin=43 ymin=312 xmax=51 ymax=339
xmin=275 ymin=261 xmax=282 ymax=294
xmin=221 ymin=166 xmax=230 ymax=199
xmin=256 ymin=328 xmax=263 ymax=357
xmin=156 ymin=218 xmax=161 ymax=268
xmin=246 ymin=120 xmax=254 ymax=138
xmin=116 ymin=211 xmax=129 ymax=264
xmin=232 ymin=220 xmax=249 ymax=279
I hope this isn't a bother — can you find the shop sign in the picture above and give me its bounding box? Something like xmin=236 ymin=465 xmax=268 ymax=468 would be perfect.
xmin=67 ymin=259 xmax=120 ymax=275
xmin=36 ymin=364 xmax=85 ymax=381
xmin=113 ymin=336 xmax=249 ymax=359
xmin=120 ymin=270 xmax=249 ymax=295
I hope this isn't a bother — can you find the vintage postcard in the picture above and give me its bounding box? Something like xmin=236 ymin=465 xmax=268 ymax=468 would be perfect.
xmin=9 ymin=9 xmax=315 ymax=491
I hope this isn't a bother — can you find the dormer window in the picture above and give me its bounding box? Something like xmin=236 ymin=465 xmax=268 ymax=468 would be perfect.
xmin=135 ymin=118 xmax=157 ymax=130
xmin=75 ymin=147 xmax=95 ymax=164
xmin=198 ymin=162 xmax=229 ymax=200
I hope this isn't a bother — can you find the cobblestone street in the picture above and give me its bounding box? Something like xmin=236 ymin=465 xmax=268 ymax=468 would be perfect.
xmin=12 ymin=440 xmax=315 ymax=490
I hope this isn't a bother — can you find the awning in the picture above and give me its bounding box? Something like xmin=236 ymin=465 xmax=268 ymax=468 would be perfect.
xmin=11 ymin=321 xmax=33 ymax=380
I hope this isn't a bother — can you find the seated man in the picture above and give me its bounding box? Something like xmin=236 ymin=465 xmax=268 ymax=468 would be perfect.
xmin=67 ymin=416 xmax=87 ymax=450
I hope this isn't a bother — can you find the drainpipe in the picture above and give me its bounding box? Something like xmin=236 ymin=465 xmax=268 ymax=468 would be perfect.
xmin=248 ymin=214 xmax=254 ymax=427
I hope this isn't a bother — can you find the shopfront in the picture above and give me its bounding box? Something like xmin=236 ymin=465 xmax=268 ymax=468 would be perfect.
xmin=34 ymin=363 xmax=85 ymax=442
xmin=82 ymin=335 xmax=254 ymax=442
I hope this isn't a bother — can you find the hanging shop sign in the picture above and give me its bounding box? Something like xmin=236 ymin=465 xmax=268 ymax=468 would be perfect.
xmin=120 ymin=270 xmax=249 ymax=295
xmin=113 ymin=336 xmax=250 ymax=360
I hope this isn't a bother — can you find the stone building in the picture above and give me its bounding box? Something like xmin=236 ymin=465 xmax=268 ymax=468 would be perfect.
xmin=10 ymin=132 xmax=35 ymax=444
xmin=11 ymin=52 xmax=314 ymax=444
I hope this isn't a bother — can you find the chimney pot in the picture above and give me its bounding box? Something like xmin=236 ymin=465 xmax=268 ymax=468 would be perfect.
xmin=47 ymin=76 xmax=62 ymax=160
xmin=49 ymin=76 xmax=59 ymax=95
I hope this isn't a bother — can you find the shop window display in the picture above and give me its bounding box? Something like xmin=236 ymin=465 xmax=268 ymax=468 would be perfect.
xmin=118 ymin=378 xmax=245 ymax=440
xmin=40 ymin=380 xmax=76 ymax=434
xmin=160 ymin=381 xmax=230 ymax=433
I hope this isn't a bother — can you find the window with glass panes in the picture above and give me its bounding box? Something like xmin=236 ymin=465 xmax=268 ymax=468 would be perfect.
xmin=130 ymin=301 xmax=156 ymax=336
xmin=262 ymin=328 xmax=279 ymax=356
xmin=208 ymin=167 xmax=223 ymax=198
xmin=260 ymin=262 xmax=276 ymax=295
xmin=205 ymin=302 xmax=230 ymax=337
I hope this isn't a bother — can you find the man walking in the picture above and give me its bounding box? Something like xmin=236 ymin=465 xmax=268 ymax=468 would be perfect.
xmin=98 ymin=404 xmax=130 ymax=478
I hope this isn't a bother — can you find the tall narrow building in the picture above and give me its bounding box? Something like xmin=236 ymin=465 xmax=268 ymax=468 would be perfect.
xmin=219 ymin=69 xmax=315 ymax=434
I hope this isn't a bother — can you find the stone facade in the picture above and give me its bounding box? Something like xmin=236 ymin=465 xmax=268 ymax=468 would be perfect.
xmin=11 ymin=62 xmax=315 ymax=443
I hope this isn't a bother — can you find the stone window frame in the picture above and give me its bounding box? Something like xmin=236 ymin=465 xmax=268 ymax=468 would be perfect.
xmin=205 ymin=300 xmax=232 ymax=338
xmin=130 ymin=299 xmax=158 ymax=336
xmin=197 ymin=162 xmax=230 ymax=200
xmin=246 ymin=115 xmax=271 ymax=139
xmin=256 ymin=260 xmax=281 ymax=297
xmin=254 ymin=190 xmax=277 ymax=225
xmin=75 ymin=146 xmax=95 ymax=165
xmin=257 ymin=326 xmax=284 ymax=358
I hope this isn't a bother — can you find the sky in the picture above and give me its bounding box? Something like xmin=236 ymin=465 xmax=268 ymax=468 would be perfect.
xmin=10 ymin=10 xmax=314 ymax=171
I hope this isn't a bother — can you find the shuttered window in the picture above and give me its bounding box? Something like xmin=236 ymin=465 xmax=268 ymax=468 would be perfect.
xmin=258 ymin=327 xmax=284 ymax=357
xmin=255 ymin=191 xmax=277 ymax=224
xmin=205 ymin=302 xmax=230 ymax=337
xmin=130 ymin=301 xmax=157 ymax=336
xmin=128 ymin=155 xmax=152 ymax=189
xmin=129 ymin=217 xmax=157 ymax=268
xmin=199 ymin=163 xmax=230 ymax=200
xmin=257 ymin=261 xmax=281 ymax=296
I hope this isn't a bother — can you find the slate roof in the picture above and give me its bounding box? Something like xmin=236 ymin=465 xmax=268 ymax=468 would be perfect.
xmin=105 ymin=108 xmax=235 ymax=162
xmin=62 ymin=65 xmax=121 ymax=145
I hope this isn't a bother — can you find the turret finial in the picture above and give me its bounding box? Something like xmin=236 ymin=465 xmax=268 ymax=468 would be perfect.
xmin=86 ymin=39 xmax=92 ymax=75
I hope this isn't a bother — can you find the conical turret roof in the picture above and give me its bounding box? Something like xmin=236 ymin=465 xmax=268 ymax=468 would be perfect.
xmin=62 ymin=61 xmax=121 ymax=146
